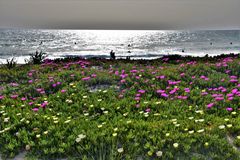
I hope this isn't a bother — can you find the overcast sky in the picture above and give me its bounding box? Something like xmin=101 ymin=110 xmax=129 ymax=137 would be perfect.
xmin=0 ymin=0 xmax=240 ymax=30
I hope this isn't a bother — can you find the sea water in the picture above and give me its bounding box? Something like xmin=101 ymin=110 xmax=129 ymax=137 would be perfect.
xmin=0 ymin=29 xmax=239 ymax=63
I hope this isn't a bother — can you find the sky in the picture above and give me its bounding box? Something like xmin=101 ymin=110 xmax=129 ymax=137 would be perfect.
xmin=0 ymin=0 xmax=240 ymax=30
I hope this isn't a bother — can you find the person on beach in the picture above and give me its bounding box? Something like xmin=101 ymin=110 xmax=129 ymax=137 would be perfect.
xmin=110 ymin=50 xmax=115 ymax=60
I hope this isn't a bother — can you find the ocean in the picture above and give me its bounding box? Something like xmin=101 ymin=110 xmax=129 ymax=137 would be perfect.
xmin=0 ymin=29 xmax=239 ymax=63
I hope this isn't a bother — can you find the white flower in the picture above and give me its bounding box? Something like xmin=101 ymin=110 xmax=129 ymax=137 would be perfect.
xmin=171 ymin=119 xmax=177 ymax=122
xmin=117 ymin=148 xmax=124 ymax=153
xmin=64 ymin=120 xmax=71 ymax=124
xmin=156 ymin=151 xmax=163 ymax=157
xmin=4 ymin=117 xmax=10 ymax=123
xmin=232 ymin=111 xmax=237 ymax=115
xmin=103 ymin=111 xmax=108 ymax=114
xmin=175 ymin=124 xmax=180 ymax=127
xmin=165 ymin=133 xmax=170 ymax=137
xmin=112 ymin=133 xmax=118 ymax=137
xmin=98 ymin=125 xmax=103 ymax=128
xmin=4 ymin=127 xmax=10 ymax=131
xmin=76 ymin=134 xmax=86 ymax=143
xmin=197 ymin=129 xmax=204 ymax=133
xmin=204 ymin=142 xmax=209 ymax=147
xmin=218 ymin=125 xmax=225 ymax=129
xmin=189 ymin=130 xmax=194 ymax=134
xmin=25 ymin=145 xmax=31 ymax=151
xmin=237 ymin=136 xmax=240 ymax=140
xmin=224 ymin=118 xmax=229 ymax=122
xmin=36 ymin=134 xmax=41 ymax=138
xmin=227 ymin=124 xmax=232 ymax=128
xmin=173 ymin=143 xmax=179 ymax=148
xmin=43 ymin=131 xmax=48 ymax=135
xmin=127 ymin=120 xmax=132 ymax=124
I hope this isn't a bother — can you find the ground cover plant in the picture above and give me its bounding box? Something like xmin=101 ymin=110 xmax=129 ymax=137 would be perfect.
xmin=0 ymin=54 xmax=240 ymax=159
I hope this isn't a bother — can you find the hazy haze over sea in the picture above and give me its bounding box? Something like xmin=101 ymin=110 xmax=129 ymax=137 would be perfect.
xmin=0 ymin=29 xmax=239 ymax=63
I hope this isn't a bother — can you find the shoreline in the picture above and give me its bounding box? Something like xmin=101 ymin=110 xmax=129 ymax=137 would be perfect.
xmin=0 ymin=52 xmax=239 ymax=65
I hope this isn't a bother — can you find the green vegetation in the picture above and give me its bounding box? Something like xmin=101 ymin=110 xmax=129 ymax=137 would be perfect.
xmin=0 ymin=54 xmax=240 ymax=159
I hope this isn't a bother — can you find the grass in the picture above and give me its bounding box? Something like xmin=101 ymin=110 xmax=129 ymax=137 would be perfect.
xmin=0 ymin=54 xmax=240 ymax=159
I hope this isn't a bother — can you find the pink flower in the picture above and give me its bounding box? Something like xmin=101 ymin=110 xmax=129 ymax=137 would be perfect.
xmin=41 ymin=101 xmax=48 ymax=108
xmin=161 ymin=93 xmax=169 ymax=98
xmin=226 ymin=108 xmax=233 ymax=111
xmin=232 ymin=89 xmax=238 ymax=94
xmin=136 ymin=94 xmax=141 ymax=97
xmin=29 ymin=102 xmax=34 ymax=105
xmin=52 ymin=84 xmax=57 ymax=87
xmin=184 ymin=88 xmax=190 ymax=93
xmin=145 ymin=108 xmax=151 ymax=112
xmin=10 ymin=94 xmax=18 ymax=99
xmin=215 ymin=97 xmax=224 ymax=101
xmin=138 ymin=90 xmax=146 ymax=94
xmin=135 ymin=97 xmax=140 ymax=101
xmin=57 ymin=82 xmax=62 ymax=85
xmin=32 ymin=108 xmax=39 ymax=112
xmin=40 ymin=91 xmax=45 ymax=94
xmin=207 ymin=103 xmax=214 ymax=109
xmin=130 ymin=70 xmax=138 ymax=73
xmin=201 ymin=92 xmax=208 ymax=96
xmin=227 ymin=93 xmax=234 ymax=97
xmin=0 ymin=95 xmax=4 ymax=100
xmin=180 ymin=73 xmax=185 ymax=77
xmin=157 ymin=90 xmax=165 ymax=94
xmin=115 ymin=71 xmax=119 ymax=75
xmin=28 ymin=80 xmax=33 ymax=83
xmin=204 ymin=78 xmax=209 ymax=81
xmin=230 ymin=79 xmax=238 ymax=83
xmin=36 ymin=88 xmax=43 ymax=92
xmin=82 ymin=77 xmax=91 ymax=81
xmin=61 ymin=89 xmax=66 ymax=93
xmin=227 ymin=97 xmax=234 ymax=101
xmin=91 ymin=74 xmax=97 ymax=78
xmin=118 ymin=94 xmax=123 ymax=98
xmin=230 ymin=75 xmax=237 ymax=79
xmin=21 ymin=97 xmax=27 ymax=101
xmin=120 ymin=79 xmax=126 ymax=83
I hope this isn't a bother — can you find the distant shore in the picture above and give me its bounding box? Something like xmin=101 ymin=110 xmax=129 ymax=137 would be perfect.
xmin=0 ymin=52 xmax=239 ymax=64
